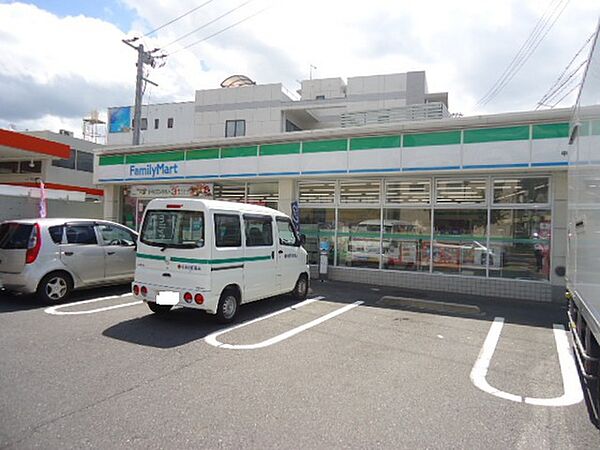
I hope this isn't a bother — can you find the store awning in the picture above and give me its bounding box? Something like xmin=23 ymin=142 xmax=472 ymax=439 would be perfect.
xmin=0 ymin=129 xmax=70 ymax=160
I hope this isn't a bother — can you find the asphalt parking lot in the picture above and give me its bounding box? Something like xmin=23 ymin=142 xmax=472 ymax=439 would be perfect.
xmin=1 ymin=280 xmax=599 ymax=449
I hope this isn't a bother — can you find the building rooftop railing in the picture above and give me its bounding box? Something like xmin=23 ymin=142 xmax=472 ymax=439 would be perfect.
xmin=340 ymin=102 xmax=449 ymax=128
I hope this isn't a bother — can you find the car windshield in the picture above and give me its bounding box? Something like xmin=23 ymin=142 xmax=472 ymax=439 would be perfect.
xmin=140 ymin=210 xmax=204 ymax=249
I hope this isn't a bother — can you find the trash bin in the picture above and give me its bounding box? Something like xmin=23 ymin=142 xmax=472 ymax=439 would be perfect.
xmin=319 ymin=240 xmax=330 ymax=281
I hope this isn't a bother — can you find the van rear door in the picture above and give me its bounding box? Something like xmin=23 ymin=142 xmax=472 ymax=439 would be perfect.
xmin=0 ymin=223 xmax=32 ymax=274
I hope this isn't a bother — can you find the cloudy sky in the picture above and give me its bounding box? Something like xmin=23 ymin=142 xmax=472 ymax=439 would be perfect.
xmin=0 ymin=0 xmax=598 ymax=137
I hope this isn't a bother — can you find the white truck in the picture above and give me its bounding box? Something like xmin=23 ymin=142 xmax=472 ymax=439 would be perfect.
xmin=566 ymin=22 xmax=600 ymax=415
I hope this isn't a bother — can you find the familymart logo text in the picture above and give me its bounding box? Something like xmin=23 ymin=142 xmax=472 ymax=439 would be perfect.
xmin=129 ymin=163 xmax=179 ymax=178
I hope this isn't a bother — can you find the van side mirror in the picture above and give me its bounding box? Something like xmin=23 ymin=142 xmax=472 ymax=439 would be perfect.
xmin=299 ymin=233 xmax=306 ymax=246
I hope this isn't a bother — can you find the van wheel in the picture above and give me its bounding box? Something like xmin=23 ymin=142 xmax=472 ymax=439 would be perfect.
xmin=216 ymin=289 xmax=239 ymax=324
xmin=37 ymin=272 xmax=72 ymax=304
xmin=147 ymin=302 xmax=172 ymax=315
xmin=292 ymin=274 xmax=309 ymax=301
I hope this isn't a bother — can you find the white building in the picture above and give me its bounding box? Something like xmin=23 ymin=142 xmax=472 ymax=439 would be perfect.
xmin=96 ymin=105 xmax=571 ymax=304
xmin=0 ymin=129 xmax=103 ymax=221
xmin=107 ymin=71 xmax=448 ymax=146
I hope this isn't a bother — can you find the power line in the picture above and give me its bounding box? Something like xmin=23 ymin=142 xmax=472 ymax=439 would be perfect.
xmin=535 ymin=31 xmax=594 ymax=108
xmin=168 ymin=6 xmax=269 ymax=56
xmin=164 ymin=0 xmax=255 ymax=49
xmin=549 ymin=82 xmax=580 ymax=107
xmin=143 ymin=0 xmax=216 ymax=37
xmin=477 ymin=0 xmax=571 ymax=107
xmin=536 ymin=59 xmax=587 ymax=108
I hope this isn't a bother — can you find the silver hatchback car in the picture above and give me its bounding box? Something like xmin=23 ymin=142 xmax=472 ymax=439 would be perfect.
xmin=0 ymin=218 xmax=137 ymax=303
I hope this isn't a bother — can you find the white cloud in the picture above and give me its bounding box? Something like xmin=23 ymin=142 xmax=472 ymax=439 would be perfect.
xmin=0 ymin=0 xmax=599 ymax=136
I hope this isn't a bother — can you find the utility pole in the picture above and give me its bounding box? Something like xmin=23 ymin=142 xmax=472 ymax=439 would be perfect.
xmin=122 ymin=38 xmax=165 ymax=145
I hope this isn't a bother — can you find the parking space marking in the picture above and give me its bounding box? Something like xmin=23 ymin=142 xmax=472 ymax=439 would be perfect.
xmin=470 ymin=317 xmax=583 ymax=406
xmin=205 ymin=297 xmax=364 ymax=350
xmin=44 ymin=294 xmax=142 ymax=316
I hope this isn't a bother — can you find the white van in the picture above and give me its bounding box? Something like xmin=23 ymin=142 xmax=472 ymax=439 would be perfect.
xmin=133 ymin=198 xmax=310 ymax=322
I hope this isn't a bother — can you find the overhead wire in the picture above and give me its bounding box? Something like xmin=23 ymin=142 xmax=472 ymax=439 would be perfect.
xmin=168 ymin=5 xmax=270 ymax=56
xmin=143 ymin=0 xmax=216 ymax=37
xmin=535 ymin=31 xmax=594 ymax=108
xmin=536 ymin=59 xmax=587 ymax=108
xmin=477 ymin=0 xmax=571 ymax=107
xmin=163 ymin=0 xmax=255 ymax=49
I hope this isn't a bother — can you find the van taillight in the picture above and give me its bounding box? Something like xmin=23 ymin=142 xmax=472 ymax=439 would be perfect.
xmin=141 ymin=286 xmax=148 ymax=297
xmin=183 ymin=292 xmax=192 ymax=303
xmin=133 ymin=285 xmax=139 ymax=295
xmin=25 ymin=223 xmax=41 ymax=264
xmin=194 ymin=293 xmax=204 ymax=304
xmin=166 ymin=204 xmax=183 ymax=209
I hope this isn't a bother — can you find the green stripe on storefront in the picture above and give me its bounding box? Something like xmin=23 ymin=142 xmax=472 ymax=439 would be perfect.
xmin=302 ymin=139 xmax=347 ymax=153
xmin=99 ymin=155 xmax=125 ymax=166
xmin=137 ymin=253 xmax=272 ymax=264
xmin=532 ymin=123 xmax=569 ymax=139
xmin=593 ymin=120 xmax=600 ymax=136
xmin=402 ymin=131 xmax=461 ymax=147
xmin=464 ymin=126 xmax=529 ymax=144
xmin=260 ymin=142 xmax=301 ymax=156
xmin=187 ymin=148 xmax=220 ymax=160
xmin=221 ymin=146 xmax=258 ymax=158
xmin=350 ymin=135 xmax=400 ymax=150
xmin=126 ymin=151 xmax=185 ymax=164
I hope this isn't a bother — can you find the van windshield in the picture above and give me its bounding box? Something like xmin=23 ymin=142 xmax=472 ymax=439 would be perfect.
xmin=140 ymin=210 xmax=204 ymax=249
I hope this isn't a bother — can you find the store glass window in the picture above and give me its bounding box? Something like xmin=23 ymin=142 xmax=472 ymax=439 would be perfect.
xmin=337 ymin=209 xmax=381 ymax=268
xmin=432 ymin=209 xmax=488 ymax=276
xmin=76 ymin=151 xmax=93 ymax=172
xmin=213 ymin=182 xmax=246 ymax=203
xmin=383 ymin=209 xmax=431 ymax=271
xmin=299 ymin=208 xmax=335 ymax=265
xmin=493 ymin=177 xmax=549 ymax=204
xmin=0 ymin=162 xmax=19 ymax=173
xmin=247 ymin=182 xmax=278 ymax=209
xmin=52 ymin=149 xmax=76 ymax=170
xmin=298 ymin=181 xmax=336 ymax=204
xmin=490 ymin=209 xmax=551 ymax=280
xmin=436 ymin=179 xmax=487 ymax=204
xmin=19 ymin=160 xmax=42 ymax=173
xmin=340 ymin=180 xmax=380 ymax=203
xmin=385 ymin=179 xmax=431 ymax=204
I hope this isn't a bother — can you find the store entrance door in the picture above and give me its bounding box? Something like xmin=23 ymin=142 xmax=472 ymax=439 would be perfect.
xmin=136 ymin=199 xmax=150 ymax=230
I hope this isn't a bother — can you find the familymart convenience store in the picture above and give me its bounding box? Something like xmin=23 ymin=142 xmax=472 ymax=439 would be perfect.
xmin=96 ymin=108 xmax=571 ymax=303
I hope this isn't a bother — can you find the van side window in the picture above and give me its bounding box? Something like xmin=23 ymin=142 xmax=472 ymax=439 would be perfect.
xmin=243 ymin=215 xmax=273 ymax=247
xmin=48 ymin=225 xmax=65 ymax=244
xmin=65 ymin=224 xmax=97 ymax=245
xmin=276 ymin=218 xmax=299 ymax=246
xmin=215 ymin=214 xmax=241 ymax=247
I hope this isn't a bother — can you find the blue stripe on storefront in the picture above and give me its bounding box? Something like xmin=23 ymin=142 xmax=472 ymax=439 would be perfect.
xmin=462 ymin=163 xmax=529 ymax=169
xmin=220 ymin=173 xmax=259 ymax=178
xmin=98 ymin=178 xmax=125 ymax=182
xmin=257 ymin=171 xmax=301 ymax=176
xmin=122 ymin=176 xmax=187 ymax=181
xmin=403 ymin=166 xmax=461 ymax=171
xmin=302 ymin=169 xmax=348 ymax=175
xmin=184 ymin=175 xmax=220 ymax=179
xmin=531 ymin=161 xmax=568 ymax=167
xmin=348 ymin=168 xmax=401 ymax=173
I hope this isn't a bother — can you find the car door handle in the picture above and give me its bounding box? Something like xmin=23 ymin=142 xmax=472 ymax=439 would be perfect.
xmin=107 ymin=251 xmax=116 ymax=255
xmin=63 ymin=251 xmax=74 ymax=256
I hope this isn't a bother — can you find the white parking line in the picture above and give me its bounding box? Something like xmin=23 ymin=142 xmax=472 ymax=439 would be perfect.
xmin=205 ymin=297 xmax=363 ymax=350
xmin=44 ymin=294 xmax=142 ymax=316
xmin=470 ymin=317 xmax=583 ymax=406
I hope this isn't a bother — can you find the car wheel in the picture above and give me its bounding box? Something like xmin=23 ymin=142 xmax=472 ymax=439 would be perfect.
xmin=216 ymin=288 xmax=239 ymax=324
xmin=292 ymin=274 xmax=309 ymax=301
xmin=147 ymin=302 xmax=173 ymax=315
xmin=37 ymin=272 xmax=72 ymax=304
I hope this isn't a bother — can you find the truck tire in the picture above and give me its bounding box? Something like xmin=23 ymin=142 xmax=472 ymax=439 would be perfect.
xmin=216 ymin=288 xmax=239 ymax=324
xmin=292 ymin=274 xmax=309 ymax=301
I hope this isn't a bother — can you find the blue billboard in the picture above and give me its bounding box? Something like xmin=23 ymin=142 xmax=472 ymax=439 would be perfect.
xmin=109 ymin=106 xmax=131 ymax=133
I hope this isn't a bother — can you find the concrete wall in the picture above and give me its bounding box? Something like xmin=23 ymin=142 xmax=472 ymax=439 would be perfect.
xmin=107 ymin=102 xmax=196 ymax=146
xmin=0 ymin=195 xmax=102 ymax=222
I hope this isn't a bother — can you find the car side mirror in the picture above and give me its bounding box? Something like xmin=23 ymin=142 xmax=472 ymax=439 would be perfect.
xmin=299 ymin=233 xmax=306 ymax=246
